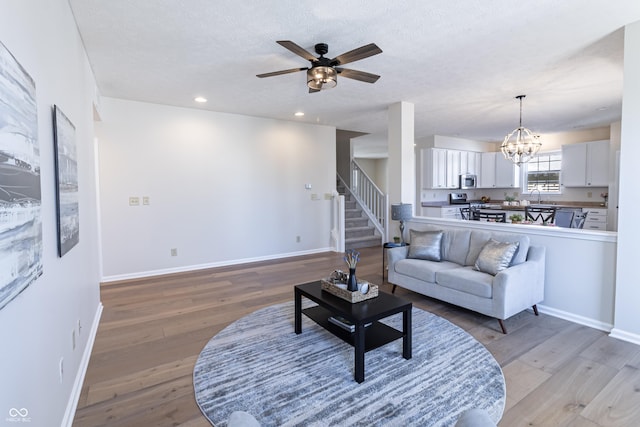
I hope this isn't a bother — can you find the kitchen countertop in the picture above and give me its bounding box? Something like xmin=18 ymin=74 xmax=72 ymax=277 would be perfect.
xmin=421 ymin=201 xmax=607 ymax=209
xmin=420 ymin=201 xmax=461 ymax=207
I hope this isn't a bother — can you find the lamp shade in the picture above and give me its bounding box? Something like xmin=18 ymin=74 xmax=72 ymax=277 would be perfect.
xmin=391 ymin=203 xmax=412 ymax=221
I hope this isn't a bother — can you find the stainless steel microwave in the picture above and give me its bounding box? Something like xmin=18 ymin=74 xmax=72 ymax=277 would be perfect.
xmin=459 ymin=174 xmax=477 ymax=189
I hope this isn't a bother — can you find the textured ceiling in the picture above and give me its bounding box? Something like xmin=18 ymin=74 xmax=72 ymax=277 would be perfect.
xmin=69 ymin=0 xmax=640 ymax=145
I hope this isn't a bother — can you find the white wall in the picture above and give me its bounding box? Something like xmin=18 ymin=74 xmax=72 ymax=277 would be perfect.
xmin=354 ymin=158 xmax=388 ymax=193
xmin=612 ymin=20 xmax=640 ymax=343
xmin=0 ymin=1 xmax=101 ymax=425
xmin=97 ymin=98 xmax=336 ymax=280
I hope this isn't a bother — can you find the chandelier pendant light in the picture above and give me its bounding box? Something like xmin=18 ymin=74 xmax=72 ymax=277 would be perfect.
xmin=501 ymin=95 xmax=542 ymax=165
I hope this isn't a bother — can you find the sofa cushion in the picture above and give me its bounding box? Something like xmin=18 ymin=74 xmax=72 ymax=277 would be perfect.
xmin=408 ymin=229 xmax=443 ymax=261
xmin=394 ymin=258 xmax=461 ymax=283
xmin=474 ymin=239 xmax=519 ymax=275
xmin=436 ymin=266 xmax=494 ymax=298
xmin=409 ymin=224 xmax=471 ymax=265
xmin=466 ymin=230 xmax=530 ymax=267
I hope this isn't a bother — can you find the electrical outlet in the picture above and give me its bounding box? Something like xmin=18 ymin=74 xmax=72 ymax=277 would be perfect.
xmin=72 ymin=329 xmax=76 ymax=350
xmin=311 ymin=193 xmax=319 ymax=200
xmin=324 ymin=193 xmax=332 ymax=200
xmin=129 ymin=196 xmax=140 ymax=206
xmin=296 ymin=236 xmax=301 ymax=243
xmin=587 ymin=191 xmax=593 ymax=198
xmin=171 ymin=248 xmax=178 ymax=256
xmin=59 ymin=358 xmax=64 ymax=383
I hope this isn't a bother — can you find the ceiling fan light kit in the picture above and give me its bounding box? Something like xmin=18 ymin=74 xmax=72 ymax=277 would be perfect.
xmin=501 ymin=95 xmax=542 ymax=165
xmin=307 ymin=66 xmax=337 ymax=90
xmin=257 ymin=40 xmax=382 ymax=93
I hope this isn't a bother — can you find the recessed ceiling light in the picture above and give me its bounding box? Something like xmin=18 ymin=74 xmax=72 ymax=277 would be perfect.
xmin=194 ymin=96 xmax=207 ymax=103
xmin=294 ymin=111 xmax=304 ymax=117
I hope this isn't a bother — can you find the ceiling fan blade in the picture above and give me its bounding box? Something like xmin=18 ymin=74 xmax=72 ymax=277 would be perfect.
xmin=256 ymin=67 xmax=307 ymax=78
xmin=277 ymin=40 xmax=317 ymax=62
xmin=330 ymin=43 xmax=382 ymax=66
xmin=336 ymin=68 xmax=380 ymax=83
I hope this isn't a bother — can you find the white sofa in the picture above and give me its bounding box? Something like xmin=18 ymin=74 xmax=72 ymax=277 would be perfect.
xmin=387 ymin=224 xmax=545 ymax=333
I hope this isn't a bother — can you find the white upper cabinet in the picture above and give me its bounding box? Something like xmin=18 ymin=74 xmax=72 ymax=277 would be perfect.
xmin=460 ymin=151 xmax=479 ymax=175
xmin=446 ymin=150 xmax=461 ymax=189
xmin=561 ymin=140 xmax=609 ymax=187
xmin=421 ymin=148 xmax=447 ymax=189
xmin=496 ymin=154 xmax=520 ymax=188
xmin=478 ymin=152 xmax=496 ymax=188
xmin=421 ymin=148 xmax=487 ymax=189
xmin=478 ymin=152 xmax=519 ymax=188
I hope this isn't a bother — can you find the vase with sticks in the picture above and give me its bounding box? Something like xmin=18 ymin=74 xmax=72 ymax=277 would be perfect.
xmin=344 ymin=249 xmax=360 ymax=291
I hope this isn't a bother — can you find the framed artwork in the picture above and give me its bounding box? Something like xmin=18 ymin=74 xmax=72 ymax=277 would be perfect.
xmin=0 ymin=40 xmax=43 ymax=310
xmin=52 ymin=105 xmax=79 ymax=257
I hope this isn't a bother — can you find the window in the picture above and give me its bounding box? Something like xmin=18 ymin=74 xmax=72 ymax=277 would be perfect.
xmin=523 ymin=151 xmax=561 ymax=193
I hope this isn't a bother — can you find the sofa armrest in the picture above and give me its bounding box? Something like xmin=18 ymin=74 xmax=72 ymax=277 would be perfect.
xmin=492 ymin=245 xmax=546 ymax=319
xmin=387 ymin=245 xmax=409 ymax=269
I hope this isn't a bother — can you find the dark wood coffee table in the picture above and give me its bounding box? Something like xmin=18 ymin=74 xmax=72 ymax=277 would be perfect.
xmin=294 ymin=281 xmax=412 ymax=383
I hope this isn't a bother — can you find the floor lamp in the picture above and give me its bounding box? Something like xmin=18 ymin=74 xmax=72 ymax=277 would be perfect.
xmin=391 ymin=203 xmax=413 ymax=244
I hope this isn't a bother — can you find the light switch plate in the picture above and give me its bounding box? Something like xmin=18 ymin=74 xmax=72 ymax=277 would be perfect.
xmin=129 ymin=196 xmax=140 ymax=206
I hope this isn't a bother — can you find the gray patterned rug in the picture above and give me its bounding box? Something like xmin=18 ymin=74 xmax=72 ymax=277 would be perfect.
xmin=194 ymin=301 xmax=505 ymax=427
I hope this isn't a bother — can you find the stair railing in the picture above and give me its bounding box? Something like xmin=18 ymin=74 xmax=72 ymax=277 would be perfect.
xmin=343 ymin=160 xmax=388 ymax=237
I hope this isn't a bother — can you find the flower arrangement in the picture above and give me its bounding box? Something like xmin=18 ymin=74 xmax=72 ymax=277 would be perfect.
xmin=509 ymin=214 xmax=524 ymax=223
xmin=344 ymin=249 xmax=360 ymax=270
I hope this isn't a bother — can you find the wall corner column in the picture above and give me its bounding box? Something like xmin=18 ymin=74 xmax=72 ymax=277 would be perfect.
xmin=387 ymin=102 xmax=415 ymax=241
xmin=611 ymin=20 xmax=640 ymax=344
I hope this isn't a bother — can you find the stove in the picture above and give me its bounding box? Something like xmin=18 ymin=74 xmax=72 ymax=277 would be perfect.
xmin=449 ymin=192 xmax=486 ymax=209
xmin=449 ymin=192 xmax=469 ymax=205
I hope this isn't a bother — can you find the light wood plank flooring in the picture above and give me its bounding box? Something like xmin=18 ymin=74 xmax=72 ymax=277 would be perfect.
xmin=73 ymin=247 xmax=640 ymax=426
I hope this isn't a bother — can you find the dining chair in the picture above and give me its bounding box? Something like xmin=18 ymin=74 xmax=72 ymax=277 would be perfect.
xmin=572 ymin=212 xmax=587 ymax=229
xmin=525 ymin=206 xmax=556 ymax=224
xmin=554 ymin=210 xmax=574 ymax=228
xmin=460 ymin=207 xmax=471 ymax=220
xmin=472 ymin=211 xmax=506 ymax=222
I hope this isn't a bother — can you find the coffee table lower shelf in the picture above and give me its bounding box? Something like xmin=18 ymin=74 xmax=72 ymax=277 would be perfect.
xmin=302 ymin=305 xmax=403 ymax=352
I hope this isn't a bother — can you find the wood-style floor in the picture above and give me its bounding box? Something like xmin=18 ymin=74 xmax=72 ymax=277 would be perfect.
xmin=73 ymin=246 xmax=640 ymax=427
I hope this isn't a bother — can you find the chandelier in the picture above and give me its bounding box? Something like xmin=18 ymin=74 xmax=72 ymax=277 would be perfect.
xmin=501 ymin=95 xmax=542 ymax=165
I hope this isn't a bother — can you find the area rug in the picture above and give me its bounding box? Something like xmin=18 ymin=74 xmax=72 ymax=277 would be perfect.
xmin=194 ymin=301 xmax=505 ymax=427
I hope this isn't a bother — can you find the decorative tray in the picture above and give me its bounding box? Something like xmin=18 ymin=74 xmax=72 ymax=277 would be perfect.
xmin=320 ymin=279 xmax=379 ymax=303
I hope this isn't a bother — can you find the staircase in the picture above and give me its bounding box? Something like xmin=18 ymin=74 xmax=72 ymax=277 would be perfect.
xmin=337 ymin=181 xmax=382 ymax=250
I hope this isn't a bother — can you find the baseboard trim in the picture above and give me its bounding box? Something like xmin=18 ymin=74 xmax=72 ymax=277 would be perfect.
xmin=609 ymin=328 xmax=640 ymax=346
xmin=61 ymin=302 xmax=103 ymax=427
xmin=101 ymin=247 xmax=334 ymax=283
xmin=537 ymin=304 xmax=613 ymax=333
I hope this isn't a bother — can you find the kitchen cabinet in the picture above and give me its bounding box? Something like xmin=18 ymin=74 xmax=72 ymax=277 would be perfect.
xmin=421 ymin=148 xmax=446 ymax=189
xmin=460 ymin=151 xmax=479 ymax=175
xmin=423 ymin=206 xmax=464 ymax=220
xmin=561 ymin=140 xmax=609 ymax=187
xmin=583 ymin=208 xmax=607 ymax=230
xmin=446 ymin=150 xmax=461 ymax=189
xmin=421 ymin=148 xmax=460 ymax=189
xmin=478 ymin=152 xmax=520 ymax=188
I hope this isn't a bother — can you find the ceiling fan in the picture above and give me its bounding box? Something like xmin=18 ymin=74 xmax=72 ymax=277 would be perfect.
xmin=257 ymin=40 xmax=382 ymax=93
